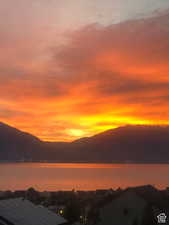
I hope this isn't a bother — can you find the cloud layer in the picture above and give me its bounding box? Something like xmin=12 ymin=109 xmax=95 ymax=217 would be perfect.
xmin=0 ymin=6 xmax=169 ymax=141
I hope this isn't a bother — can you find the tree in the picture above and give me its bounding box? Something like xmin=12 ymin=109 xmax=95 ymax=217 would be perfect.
xmin=64 ymin=200 xmax=82 ymax=223
xmin=26 ymin=187 xmax=40 ymax=203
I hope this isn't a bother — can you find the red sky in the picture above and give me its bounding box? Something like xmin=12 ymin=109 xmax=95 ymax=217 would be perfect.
xmin=0 ymin=1 xmax=169 ymax=141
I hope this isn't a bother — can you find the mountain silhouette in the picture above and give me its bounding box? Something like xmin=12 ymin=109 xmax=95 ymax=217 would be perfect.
xmin=0 ymin=122 xmax=42 ymax=160
xmin=0 ymin=122 xmax=169 ymax=163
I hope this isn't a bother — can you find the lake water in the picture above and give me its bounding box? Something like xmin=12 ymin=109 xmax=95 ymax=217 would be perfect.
xmin=0 ymin=163 xmax=169 ymax=191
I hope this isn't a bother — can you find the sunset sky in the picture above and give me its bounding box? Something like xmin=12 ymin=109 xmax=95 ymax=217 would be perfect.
xmin=0 ymin=0 xmax=169 ymax=141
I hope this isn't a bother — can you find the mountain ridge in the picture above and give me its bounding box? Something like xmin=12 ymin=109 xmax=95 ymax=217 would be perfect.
xmin=0 ymin=122 xmax=169 ymax=163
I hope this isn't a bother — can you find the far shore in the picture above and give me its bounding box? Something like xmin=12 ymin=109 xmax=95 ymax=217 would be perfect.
xmin=0 ymin=160 xmax=169 ymax=164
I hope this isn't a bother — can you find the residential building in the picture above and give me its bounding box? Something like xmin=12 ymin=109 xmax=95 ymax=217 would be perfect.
xmin=97 ymin=190 xmax=147 ymax=225
xmin=0 ymin=198 xmax=67 ymax=225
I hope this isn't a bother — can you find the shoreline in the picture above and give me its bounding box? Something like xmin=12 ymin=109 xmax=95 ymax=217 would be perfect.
xmin=0 ymin=184 xmax=168 ymax=192
xmin=0 ymin=161 xmax=169 ymax=164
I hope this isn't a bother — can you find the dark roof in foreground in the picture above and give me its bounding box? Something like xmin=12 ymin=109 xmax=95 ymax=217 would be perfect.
xmin=0 ymin=198 xmax=66 ymax=225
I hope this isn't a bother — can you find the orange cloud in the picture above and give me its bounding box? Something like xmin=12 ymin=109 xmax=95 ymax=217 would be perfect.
xmin=0 ymin=11 xmax=169 ymax=141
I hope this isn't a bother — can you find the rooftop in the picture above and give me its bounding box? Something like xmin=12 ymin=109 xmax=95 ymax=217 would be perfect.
xmin=0 ymin=198 xmax=66 ymax=225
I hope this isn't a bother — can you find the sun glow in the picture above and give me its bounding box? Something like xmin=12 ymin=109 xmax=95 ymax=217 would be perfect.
xmin=68 ymin=129 xmax=87 ymax=137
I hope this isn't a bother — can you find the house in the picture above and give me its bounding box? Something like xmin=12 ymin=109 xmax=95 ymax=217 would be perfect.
xmin=0 ymin=192 xmax=5 ymax=198
xmin=0 ymin=198 xmax=67 ymax=225
xmin=39 ymin=191 xmax=51 ymax=199
xmin=97 ymin=190 xmax=148 ymax=225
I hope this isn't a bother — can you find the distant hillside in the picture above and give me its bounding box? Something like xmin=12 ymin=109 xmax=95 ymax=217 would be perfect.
xmin=0 ymin=122 xmax=169 ymax=163
xmin=72 ymin=125 xmax=169 ymax=162
xmin=0 ymin=122 xmax=42 ymax=160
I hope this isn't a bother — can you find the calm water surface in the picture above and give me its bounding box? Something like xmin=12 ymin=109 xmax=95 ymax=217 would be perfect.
xmin=0 ymin=163 xmax=169 ymax=191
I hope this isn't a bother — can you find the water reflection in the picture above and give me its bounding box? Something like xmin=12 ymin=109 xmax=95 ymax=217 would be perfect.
xmin=0 ymin=163 xmax=169 ymax=191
